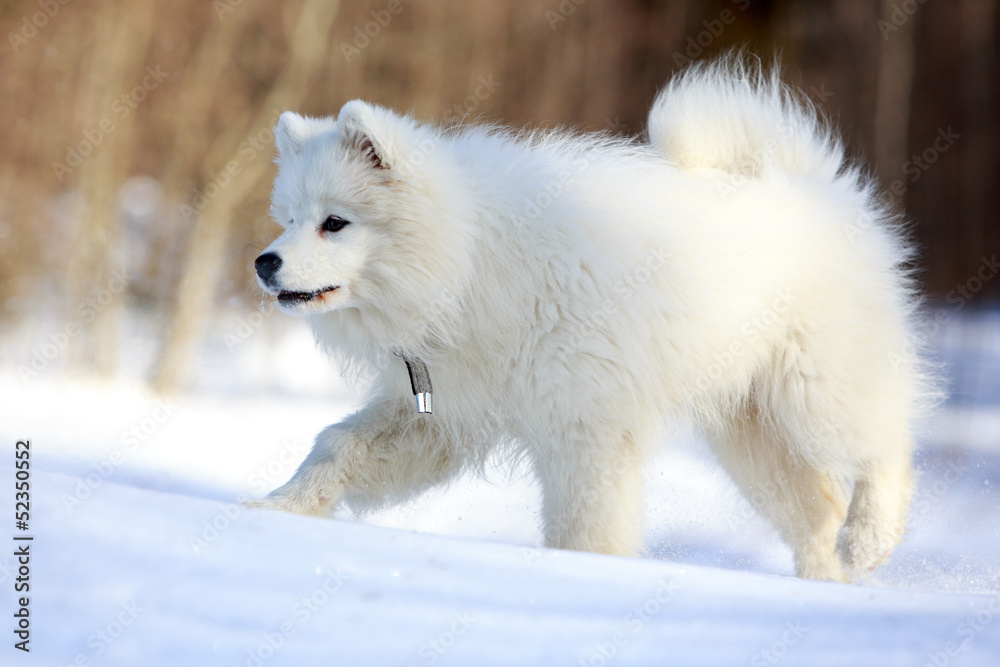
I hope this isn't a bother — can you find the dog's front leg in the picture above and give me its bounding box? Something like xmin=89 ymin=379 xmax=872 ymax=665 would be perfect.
xmin=246 ymin=397 xmax=454 ymax=516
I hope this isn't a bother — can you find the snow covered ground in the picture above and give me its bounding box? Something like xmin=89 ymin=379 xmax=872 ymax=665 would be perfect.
xmin=1 ymin=309 xmax=998 ymax=666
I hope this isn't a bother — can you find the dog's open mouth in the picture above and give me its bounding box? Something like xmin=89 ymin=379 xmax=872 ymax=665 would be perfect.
xmin=277 ymin=286 xmax=339 ymax=305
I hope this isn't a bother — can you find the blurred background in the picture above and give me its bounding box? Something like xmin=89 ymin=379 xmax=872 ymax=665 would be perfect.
xmin=0 ymin=0 xmax=997 ymax=404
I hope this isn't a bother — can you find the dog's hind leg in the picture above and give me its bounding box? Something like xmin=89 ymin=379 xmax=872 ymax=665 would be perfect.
xmin=770 ymin=324 xmax=917 ymax=578
xmin=706 ymin=408 xmax=849 ymax=581
xmin=246 ymin=397 xmax=463 ymax=516
xmin=839 ymin=447 xmax=914 ymax=575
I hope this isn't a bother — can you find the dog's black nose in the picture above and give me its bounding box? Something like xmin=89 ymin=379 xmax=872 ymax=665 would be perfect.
xmin=255 ymin=252 xmax=282 ymax=282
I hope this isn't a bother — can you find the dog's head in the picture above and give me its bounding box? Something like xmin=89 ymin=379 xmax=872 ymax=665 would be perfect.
xmin=257 ymin=102 xmax=472 ymax=352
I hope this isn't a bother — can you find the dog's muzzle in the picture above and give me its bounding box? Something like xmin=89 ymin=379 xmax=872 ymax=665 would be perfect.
xmin=255 ymin=251 xmax=339 ymax=304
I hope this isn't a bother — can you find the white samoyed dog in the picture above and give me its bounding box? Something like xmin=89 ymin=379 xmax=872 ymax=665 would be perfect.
xmin=248 ymin=57 xmax=936 ymax=581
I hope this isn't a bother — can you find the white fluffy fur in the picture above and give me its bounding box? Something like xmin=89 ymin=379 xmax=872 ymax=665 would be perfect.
xmin=247 ymin=57 xmax=937 ymax=581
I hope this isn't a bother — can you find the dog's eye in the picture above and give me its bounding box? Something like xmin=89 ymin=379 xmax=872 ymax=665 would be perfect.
xmin=321 ymin=215 xmax=350 ymax=233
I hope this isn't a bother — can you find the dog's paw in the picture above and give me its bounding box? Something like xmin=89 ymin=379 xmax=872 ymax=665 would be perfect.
xmin=242 ymin=489 xmax=334 ymax=517
xmin=839 ymin=517 xmax=902 ymax=573
xmin=241 ymin=496 xmax=289 ymax=512
xmin=794 ymin=547 xmax=846 ymax=583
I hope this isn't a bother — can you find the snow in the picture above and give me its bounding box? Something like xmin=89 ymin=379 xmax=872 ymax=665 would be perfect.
xmin=1 ymin=310 xmax=999 ymax=666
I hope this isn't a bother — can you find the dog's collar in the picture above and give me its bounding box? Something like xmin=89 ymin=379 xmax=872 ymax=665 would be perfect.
xmin=401 ymin=356 xmax=433 ymax=414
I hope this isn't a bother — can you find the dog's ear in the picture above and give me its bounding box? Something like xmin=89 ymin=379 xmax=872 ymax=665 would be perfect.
xmin=274 ymin=111 xmax=311 ymax=158
xmin=337 ymin=100 xmax=396 ymax=171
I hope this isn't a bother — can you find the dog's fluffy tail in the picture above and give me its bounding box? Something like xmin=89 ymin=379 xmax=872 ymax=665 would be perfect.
xmin=648 ymin=56 xmax=844 ymax=181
